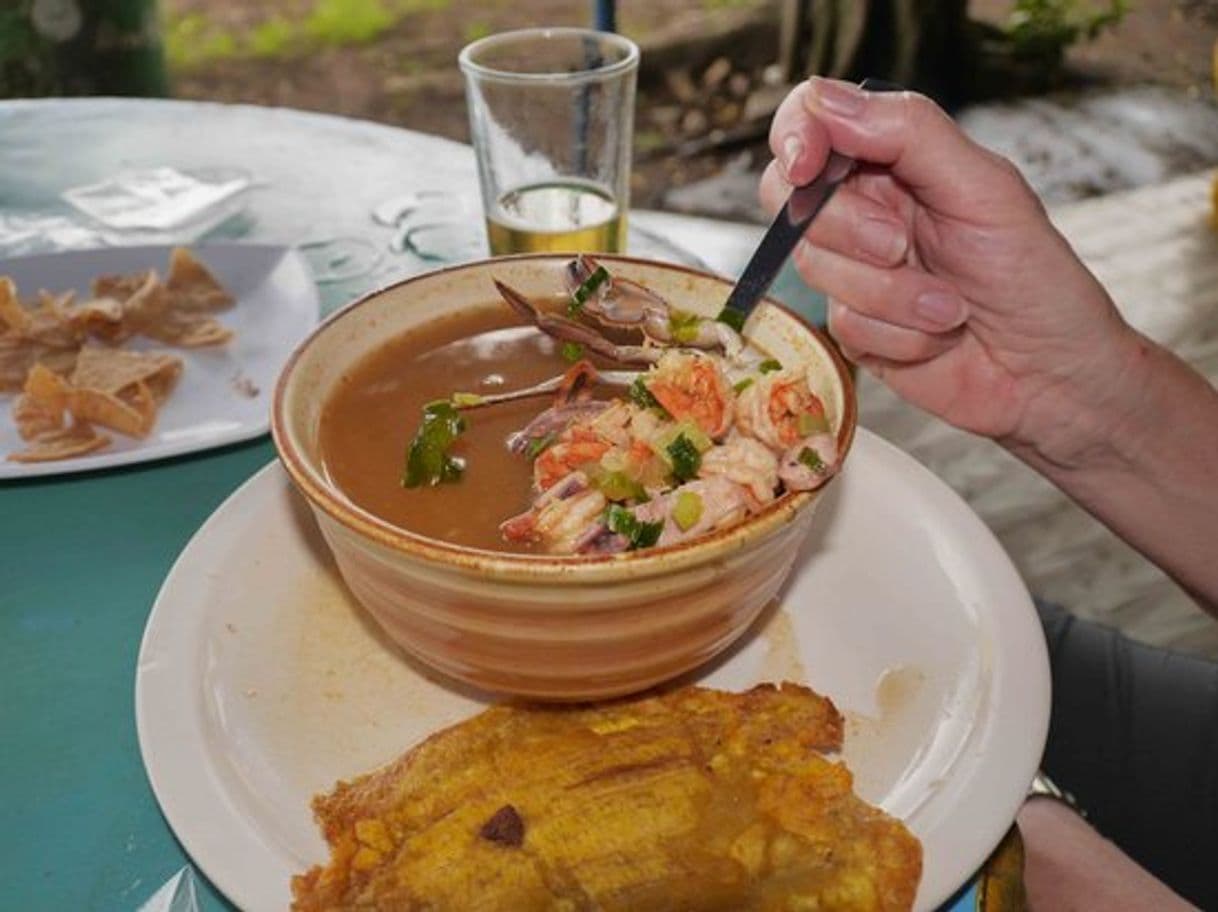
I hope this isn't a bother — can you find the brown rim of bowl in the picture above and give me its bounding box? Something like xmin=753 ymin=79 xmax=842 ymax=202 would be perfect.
xmin=272 ymin=252 xmax=857 ymax=583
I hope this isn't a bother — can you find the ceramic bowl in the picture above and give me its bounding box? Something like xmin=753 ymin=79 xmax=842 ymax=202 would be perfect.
xmin=272 ymin=254 xmax=856 ymax=700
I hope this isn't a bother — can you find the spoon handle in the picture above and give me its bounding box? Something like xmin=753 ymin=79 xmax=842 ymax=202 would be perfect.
xmin=720 ymin=78 xmax=903 ymax=322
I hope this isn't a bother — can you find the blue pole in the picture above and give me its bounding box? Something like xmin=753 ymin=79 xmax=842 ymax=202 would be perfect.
xmin=594 ymin=0 xmax=617 ymax=32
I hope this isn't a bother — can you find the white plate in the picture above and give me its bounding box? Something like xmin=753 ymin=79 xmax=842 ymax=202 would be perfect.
xmin=0 ymin=244 xmax=319 ymax=478
xmin=136 ymin=430 xmax=1049 ymax=912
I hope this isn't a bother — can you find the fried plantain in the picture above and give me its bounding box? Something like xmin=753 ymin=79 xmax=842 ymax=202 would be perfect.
xmin=292 ymin=682 xmax=921 ymax=911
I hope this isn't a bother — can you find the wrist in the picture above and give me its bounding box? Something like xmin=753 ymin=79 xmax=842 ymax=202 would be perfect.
xmin=1004 ymin=322 xmax=1157 ymax=476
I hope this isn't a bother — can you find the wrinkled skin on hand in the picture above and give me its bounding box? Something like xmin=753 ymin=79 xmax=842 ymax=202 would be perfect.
xmin=760 ymin=78 xmax=1148 ymax=470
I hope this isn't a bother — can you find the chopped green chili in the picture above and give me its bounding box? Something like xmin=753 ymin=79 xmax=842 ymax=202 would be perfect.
xmin=798 ymin=446 xmax=826 ymax=474
xmin=604 ymin=504 xmax=664 ymax=550
xmin=717 ymin=307 xmax=746 ymax=332
xmin=667 ymin=433 xmax=702 ymax=483
xmin=759 ymin=358 xmax=782 ymax=374
xmin=668 ymin=309 xmax=702 ymax=345
xmin=628 ymin=377 xmax=669 ymax=416
xmin=568 ymin=265 xmax=610 ymax=316
xmin=672 ymin=490 xmax=704 ymax=531
xmin=797 ymin=410 xmax=830 ymax=436
xmin=592 ymin=469 xmax=647 ymax=503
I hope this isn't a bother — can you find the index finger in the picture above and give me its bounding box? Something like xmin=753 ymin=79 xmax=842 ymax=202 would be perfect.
xmin=768 ymin=80 xmax=832 ymax=185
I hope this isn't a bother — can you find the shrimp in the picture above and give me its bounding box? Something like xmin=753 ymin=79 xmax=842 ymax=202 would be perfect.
xmin=643 ymin=350 xmax=733 ymax=440
xmin=699 ymin=433 xmax=780 ymax=509
xmin=585 ymin=400 xmax=635 ymax=449
xmin=633 ymin=477 xmax=752 ymax=547
xmin=736 ymin=368 xmax=831 ymax=453
xmin=499 ymin=472 xmax=609 ymax=553
xmin=533 ymin=424 xmax=613 ymax=493
xmin=778 ymin=433 xmax=840 ymax=492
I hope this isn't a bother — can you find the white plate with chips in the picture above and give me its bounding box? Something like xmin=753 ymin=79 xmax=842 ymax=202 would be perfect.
xmin=136 ymin=433 xmax=1050 ymax=911
xmin=0 ymin=244 xmax=319 ymax=478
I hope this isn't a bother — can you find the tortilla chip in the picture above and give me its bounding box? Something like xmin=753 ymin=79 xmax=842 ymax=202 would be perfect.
xmin=118 ymin=380 xmax=158 ymax=434
xmin=92 ymin=269 xmax=154 ymax=304
xmin=0 ymin=277 xmax=32 ymax=334
xmin=118 ymin=272 xmax=170 ymax=331
xmin=0 ymin=332 xmax=77 ymax=393
xmin=142 ymin=311 xmax=234 ymax=347
xmin=36 ymin=289 xmax=75 ymax=318
xmin=71 ymin=346 xmax=182 ymax=397
xmin=166 ymin=247 xmax=235 ymax=312
xmin=64 ymin=297 xmax=126 ymax=341
xmin=66 ymin=387 xmax=150 ymax=438
xmin=7 ymin=421 xmax=110 ymax=463
xmin=5 ymin=247 xmax=237 ymax=463
xmin=22 ymin=290 xmax=82 ymax=348
xmin=12 ymin=364 xmax=71 ymax=440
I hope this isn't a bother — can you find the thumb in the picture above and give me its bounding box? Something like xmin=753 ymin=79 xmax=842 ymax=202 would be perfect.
xmin=805 ymin=77 xmax=1028 ymax=216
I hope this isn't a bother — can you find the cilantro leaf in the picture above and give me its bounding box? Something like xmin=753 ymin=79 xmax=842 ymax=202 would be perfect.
xmin=525 ymin=431 xmax=558 ymax=461
xmin=759 ymin=358 xmax=782 ymax=374
xmin=561 ymin=341 xmax=585 ymax=362
xmin=403 ymin=400 xmax=467 ymax=487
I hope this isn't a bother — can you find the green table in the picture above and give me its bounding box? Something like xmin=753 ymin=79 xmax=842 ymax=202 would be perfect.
xmin=0 ymin=99 xmax=852 ymax=912
xmin=0 ymin=98 xmax=488 ymax=911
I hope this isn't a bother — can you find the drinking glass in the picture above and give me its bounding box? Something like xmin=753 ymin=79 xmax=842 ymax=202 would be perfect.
xmin=459 ymin=27 xmax=638 ymax=255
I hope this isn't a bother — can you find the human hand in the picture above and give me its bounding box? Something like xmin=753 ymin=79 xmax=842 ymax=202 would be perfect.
xmin=761 ymin=78 xmax=1147 ymax=468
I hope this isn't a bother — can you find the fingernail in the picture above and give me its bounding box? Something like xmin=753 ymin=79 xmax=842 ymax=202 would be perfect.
xmin=914 ymin=290 xmax=967 ymax=328
xmin=812 ymin=77 xmax=866 ymax=117
xmin=780 ymin=135 xmax=803 ymax=180
xmin=860 ymin=215 xmax=907 ymax=264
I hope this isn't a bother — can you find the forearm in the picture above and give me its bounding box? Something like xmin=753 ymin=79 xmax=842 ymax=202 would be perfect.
xmin=1009 ymin=331 xmax=1218 ymax=613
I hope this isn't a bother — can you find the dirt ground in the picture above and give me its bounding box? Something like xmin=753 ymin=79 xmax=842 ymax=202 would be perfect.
xmin=167 ymin=0 xmax=1218 ymax=211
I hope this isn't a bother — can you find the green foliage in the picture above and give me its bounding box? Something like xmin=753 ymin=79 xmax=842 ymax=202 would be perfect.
xmin=398 ymin=0 xmax=452 ymax=14
xmin=463 ymin=20 xmax=492 ymax=43
xmin=1005 ymin=0 xmax=1129 ymax=60
xmin=305 ymin=0 xmax=395 ymax=46
xmin=164 ymin=13 xmax=239 ymax=69
xmin=248 ymin=17 xmax=297 ymax=58
xmin=0 ymin=6 xmax=55 ymax=95
xmin=163 ymin=0 xmax=453 ymax=73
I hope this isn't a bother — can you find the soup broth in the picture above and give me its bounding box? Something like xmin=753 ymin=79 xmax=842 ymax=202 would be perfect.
xmin=320 ymin=303 xmax=574 ymax=553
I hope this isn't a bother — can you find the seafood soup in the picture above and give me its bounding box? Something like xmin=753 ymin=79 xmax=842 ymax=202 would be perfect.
xmin=319 ymin=257 xmax=841 ymax=556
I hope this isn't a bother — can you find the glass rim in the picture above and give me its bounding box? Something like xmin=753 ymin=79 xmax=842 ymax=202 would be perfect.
xmin=458 ymin=27 xmax=639 ymax=86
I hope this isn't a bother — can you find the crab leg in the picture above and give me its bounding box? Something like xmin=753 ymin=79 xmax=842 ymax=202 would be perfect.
xmin=453 ymin=365 xmax=639 ymax=411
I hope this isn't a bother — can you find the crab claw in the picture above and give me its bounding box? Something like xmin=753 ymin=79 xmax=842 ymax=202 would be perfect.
xmin=494 ymin=279 xmax=662 ymax=366
xmin=564 ymin=257 xmax=745 ymax=359
xmin=565 ymin=255 xmax=669 ymax=336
